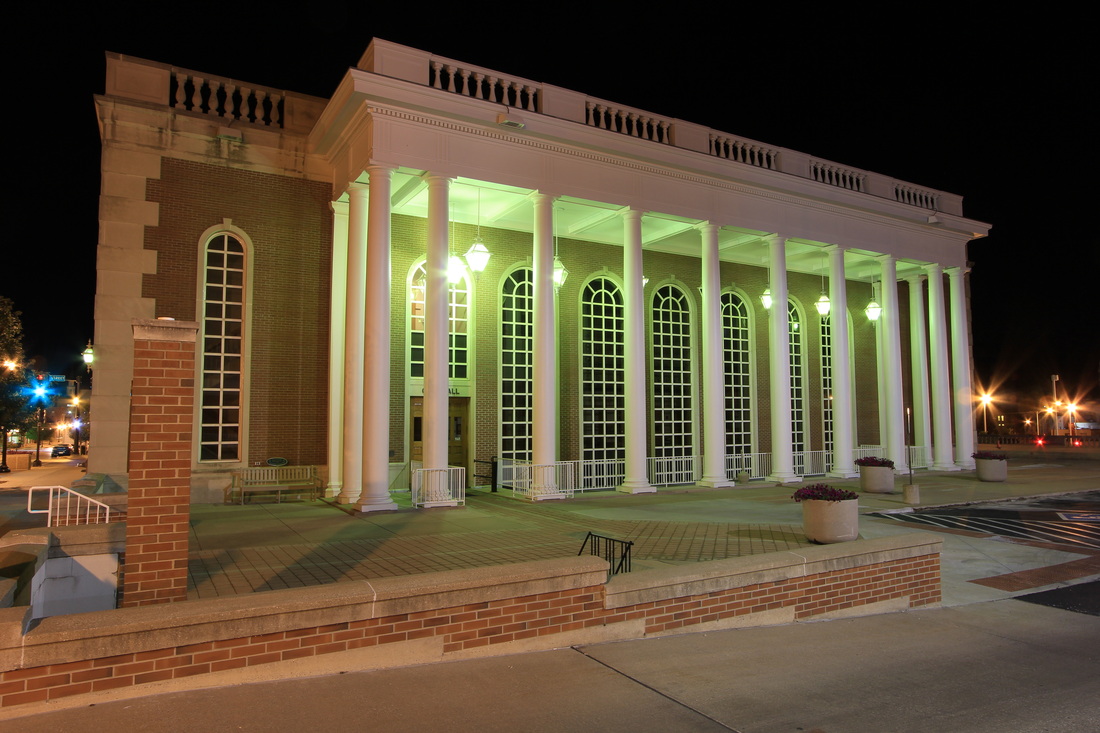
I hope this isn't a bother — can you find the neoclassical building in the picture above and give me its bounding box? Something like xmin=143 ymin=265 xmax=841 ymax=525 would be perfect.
xmin=92 ymin=39 xmax=989 ymax=508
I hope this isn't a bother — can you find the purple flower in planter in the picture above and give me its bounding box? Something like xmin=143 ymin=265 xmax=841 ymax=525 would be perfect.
xmin=972 ymin=451 xmax=1007 ymax=461
xmin=792 ymin=483 xmax=859 ymax=503
xmin=854 ymin=456 xmax=895 ymax=468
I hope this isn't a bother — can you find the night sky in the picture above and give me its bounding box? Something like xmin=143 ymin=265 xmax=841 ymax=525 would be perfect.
xmin=8 ymin=5 xmax=1096 ymax=408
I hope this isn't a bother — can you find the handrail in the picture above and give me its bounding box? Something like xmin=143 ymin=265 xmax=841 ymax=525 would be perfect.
xmin=578 ymin=532 xmax=633 ymax=577
xmin=27 ymin=485 xmax=114 ymax=527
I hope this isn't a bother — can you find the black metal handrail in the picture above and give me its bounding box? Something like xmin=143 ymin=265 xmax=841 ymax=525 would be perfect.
xmin=578 ymin=532 xmax=633 ymax=576
xmin=473 ymin=457 xmax=498 ymax=491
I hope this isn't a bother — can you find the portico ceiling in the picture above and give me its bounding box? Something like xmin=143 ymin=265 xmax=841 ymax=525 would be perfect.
xmin=385 ymin=169 xmax=928 ymax=283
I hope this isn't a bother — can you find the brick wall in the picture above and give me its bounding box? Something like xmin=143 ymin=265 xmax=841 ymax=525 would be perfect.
xmin=122 ymin=320 xmax=198 ymax=606
xmin=1 ymin=537 xmax=940 ymax=708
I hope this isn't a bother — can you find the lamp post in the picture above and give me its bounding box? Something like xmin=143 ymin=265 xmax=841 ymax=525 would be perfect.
xmin=1067 ymin=403 xmax=1078 ymax=437
xmin=979 ymin=393 xmax=993 ymax=434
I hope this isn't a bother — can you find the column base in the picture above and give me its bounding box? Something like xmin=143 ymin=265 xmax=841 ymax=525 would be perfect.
xmin=337 ymin=491 xmax=362 ymax=504
xmin=355 ymin=497 xmax=399 ymax=513
xmin=324 ymin=484 xmax=341 ymax=499
xmin=531 ymin=492 xmax=568 ymax=502
xmin=766 ymin=472 xmax=801 ymax=484
xmin=617 ymin=481 xmax=656 ymax=494
xmin=931 ymin=462 xmax=962 ymax=472
xmin=416 ymin=500 xmax=460 ymax=508
xmin=696 ymin=477 xmax=734 ymax=489
xmin=954 ymin=460 xmax=976 ymax=471
xmin=827 ymin=469 xmax=859 ymax=479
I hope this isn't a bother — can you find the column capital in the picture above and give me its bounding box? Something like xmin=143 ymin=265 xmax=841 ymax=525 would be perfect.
xmin=693 ymin=221 xmax=719 ymax=234
xmin=532 ymin=190 xmax=560 ymax=203
xmin=619 ymin=207 xmax=643 ymax=223
xmin=905 ymin=273 xmax=927 ymax=284
xmin=763 ymin=233 xmax=788 ymax=246
xmin=945 ymin=265 xmax=970 ymax=277
xmin=347 ymin=181 xmax=369 ymax=196
xmin=331 ymin=199 xmax=349 ymax=216
xmin=365 ymin=163 xmax=396 ymax=175
xmin=822 ymin=243 xmax=846 ymax=253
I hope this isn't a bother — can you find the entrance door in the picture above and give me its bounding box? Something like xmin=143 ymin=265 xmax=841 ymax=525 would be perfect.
xmin=409 ymin=396 xmax=469 ymax=471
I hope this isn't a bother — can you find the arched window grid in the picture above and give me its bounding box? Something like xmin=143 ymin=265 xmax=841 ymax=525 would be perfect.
xmin=788 ymin=300 xmax=806 ymax=469
xmin=199 ymin=231 xmax=247 ymax=463
xmin=721 ymin=290 xmax=753 ymax=455
xmin=408 ymin=261 xmax=469 ymax=381
xmin=579 ymin=276 xmax=626 ymax=466
xmin=820 ymin=313 xmax=834 ymax=463
xmin=500 ymin=266 xmax=534 ymax=462
xmin=650 ymin=283 xmax=695 ymax=458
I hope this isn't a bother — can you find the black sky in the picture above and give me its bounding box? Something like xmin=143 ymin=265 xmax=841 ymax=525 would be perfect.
xmin=7 ymin=5 xmax=1097 ymax=405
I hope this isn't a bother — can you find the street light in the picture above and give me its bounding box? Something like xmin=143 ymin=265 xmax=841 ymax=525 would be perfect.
xmin=1067 ymin=403 xmax=1078 ymax=437
xmin=979 ymin=393 xmax=993 ymax=434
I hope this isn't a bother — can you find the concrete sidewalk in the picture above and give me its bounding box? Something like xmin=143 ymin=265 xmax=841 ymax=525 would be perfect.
xmin=6 ymin=598 xmax=1097 ymax=731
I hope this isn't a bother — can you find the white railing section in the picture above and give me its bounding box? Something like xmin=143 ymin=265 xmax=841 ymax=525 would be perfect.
xmin=725 ymin=452 xmax=772 ymax=480
xmin=27 ymin=485 xmax=114 ymax=527
xmin=430 ymin=61 xmax=539 ymax=111
xmin=894 ymin=184 xmax=939 ymax=210
xmin=710 ymin=135 xmax=779 ymax=169
xmin=906 ymin=445 xmax=930 ymax=469
xmin=498 ymin=457 xmax=532 ymax=490
xmin=794 ymin=450 xmax=830 ymax=477
xmin=854 ymin=445 xmax=886 ymax=462
xmin=647 ymin=454 xmax=700 ymax=486
xmin=412 ymin=467 xmax=465 ymax=507
xmin=811 ymin=161 xmax=866 ymax=192
xmin=586 ymin=101 xmax=672 ymax=143
xmin=575 ymin=459 xmax=626 ymax=491
xmin=169 ymin=71 xmax=285 ymax=128
xmin=389 ymin=461 xmax=412 ymax=492
xmin=510 ymin=462 xmax=576 ymax=500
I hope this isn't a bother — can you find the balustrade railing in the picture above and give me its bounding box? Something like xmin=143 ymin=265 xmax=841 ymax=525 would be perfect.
xmin=647 ymin=454 xmax=700 ymax=486
xmin=811 ymin=161 xmax=866 ymax=192
xmin=27 ymin=486 xmax=117 ymax=527
xmin=169 ymin=72 xmax=285 ymax=128
xmin=586 ymin=102 xmax=672 ymax=143
xmin=430 ymin=61 xmax=539 ymax=111
xmin=710 ymin=135 xmax=779 ymax=169
xmin=412 ymin=467 xmax=465 ymax=507
xmin=894 ymin=184 xmax=939 ymax=210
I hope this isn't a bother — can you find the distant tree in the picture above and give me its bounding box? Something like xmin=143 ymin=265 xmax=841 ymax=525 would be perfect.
xmin=0 ymin=296 xmax=33 ymax=471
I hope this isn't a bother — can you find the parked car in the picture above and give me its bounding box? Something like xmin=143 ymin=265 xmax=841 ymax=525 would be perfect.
xmin=51 ymin=445 xmax=73 ymax=457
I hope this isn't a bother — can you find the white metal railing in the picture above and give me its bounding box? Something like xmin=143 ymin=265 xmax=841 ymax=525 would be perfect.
xmin=498 ymin=457 xmax=532 ymax=490
xmin=725 ymin=453 xmax=771 ymax=480
xmin=854 ymin=445 xmax=886 ymax=462
xmin=27 ymin=485 xmax=114 ymax=527
xmin=388 ymin=461 xmax=411 ymax=492
xmin=794 ymin=450 xmax=830 ymax=477
xmin=510 ymin=462 xmax=576 ymax=500
xmin=907 ymin=445 xmax=930 ymax=469
xmin=412 ymin=467 xmax=465 ymax=507
xmin=647 ymin=455 xmax=700 ymax=486
xmin=574 ymin=459 xmax=626 ymax=491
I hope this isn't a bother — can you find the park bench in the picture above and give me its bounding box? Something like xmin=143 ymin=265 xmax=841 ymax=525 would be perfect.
xmin=230 ymin=465 xmax=321 ymax=504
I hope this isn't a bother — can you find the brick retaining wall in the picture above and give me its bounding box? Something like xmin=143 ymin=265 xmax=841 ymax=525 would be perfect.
xmin=0 ymin=534 xmax=940 ymax=709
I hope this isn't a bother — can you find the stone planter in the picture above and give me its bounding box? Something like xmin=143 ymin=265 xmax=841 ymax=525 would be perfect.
xmin=859 ymin=465 xmax=895 ymax=493
xmin=975 ymin=458 xmax=1007 ymax=482
xmin=801 ymin=499 xmax=859 ymax=543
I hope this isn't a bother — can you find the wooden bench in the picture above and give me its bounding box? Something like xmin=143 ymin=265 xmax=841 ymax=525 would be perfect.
xmin=231 ymin=466 xmax=322 ymax=504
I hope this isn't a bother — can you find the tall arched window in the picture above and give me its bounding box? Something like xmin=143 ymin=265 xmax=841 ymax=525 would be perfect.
xmin=820 ymin=314 xmax=834 ymax=468
xmin=408 ymin=262 xmax=469 ymax=380
xmin=500 ymin=268 xmax=533 ymax=462
xmin=789 ymin=301 xmax=806 ymax=472
xmin=651 ymin=285 xmax=694 ymax=465
xmin=580 ymin=277 xmax=626 ymax=474
xmin=721 ymin=291 xmax=752 ymax=455
xmin=200 ymin=232 xmax=246 ymax=462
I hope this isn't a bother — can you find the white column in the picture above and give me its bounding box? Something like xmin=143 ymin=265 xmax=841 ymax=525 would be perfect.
xmin=326 ymin=200 xmax=349 ymax=498
xmin=925 ymin=264 xmax=957 ymax=471
xmin=878 ymin=255 xmax=908 ymax=472
xmin=338 ymin=185 xmax=367 ymax=503
xmin=618 ymin=208 xmax=654 ymax=493
xmin=698 ymin=223 xmax=731 ymax=487
xmin=906 ymin=275 xmax=933 ymax=463
xmin=826 ymin=246 xmax=856 ymax=478
xmin=948 ymin=266 xmax=976 ymax=468
xmin=357 ymin=166 xmax=398 ymax=513
xmin=531 ymin=193 xmax=560 ymax=497
xmin=422 ymin=174 xmax=451 ymax=473
xmin=766 ymin=235 xmax=797 ymax=483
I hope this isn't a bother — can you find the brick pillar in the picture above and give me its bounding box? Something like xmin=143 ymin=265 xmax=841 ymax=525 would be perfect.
xmin=122 ymin=319 xmax=198 ymax=607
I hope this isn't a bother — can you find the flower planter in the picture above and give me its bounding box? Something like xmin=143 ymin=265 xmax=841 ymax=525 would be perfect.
xmin=859 ymin=465 xmax=895 ymax=493
xmin=801 ymin=498 xmax=859 ymax=543
xmin=975 ymin=458 xmax=1007 ymax=482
